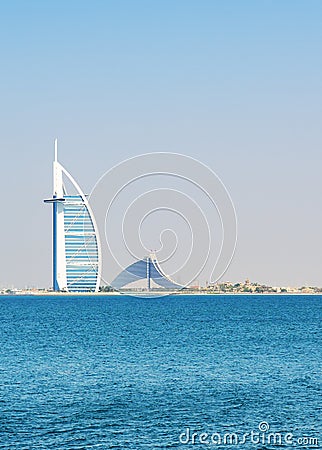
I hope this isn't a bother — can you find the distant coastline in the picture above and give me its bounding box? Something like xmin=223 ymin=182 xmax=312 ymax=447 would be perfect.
xmin=1 ymin=291 xmax=322 ymax=297
xmin=2 ymin=278 xmax=322 ymax=296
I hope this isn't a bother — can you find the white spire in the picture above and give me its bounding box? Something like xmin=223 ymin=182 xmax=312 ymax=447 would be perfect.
xmin=53 ymin=138 xmax=63 ymax=197
xmin=54 ymin=138 xmax=58 ymax=162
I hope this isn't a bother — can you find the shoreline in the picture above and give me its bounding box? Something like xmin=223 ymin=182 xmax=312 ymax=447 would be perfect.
xmin=1 ymin=292 xmax=322 ymax=297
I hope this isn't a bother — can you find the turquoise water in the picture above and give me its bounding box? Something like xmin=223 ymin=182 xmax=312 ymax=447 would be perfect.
xmin=0 ymin=295 xmax=321 ymax=449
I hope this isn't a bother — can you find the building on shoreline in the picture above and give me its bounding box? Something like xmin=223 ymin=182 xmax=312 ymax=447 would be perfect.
xmin=111 ymin=253 xmax=182 ymax=291
xmin=44 ymin=140 xmax=101 ymax=292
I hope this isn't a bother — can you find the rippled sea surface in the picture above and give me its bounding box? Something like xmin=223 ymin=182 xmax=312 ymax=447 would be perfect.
xmin=0 ymin=295 xmax=321 ymax=449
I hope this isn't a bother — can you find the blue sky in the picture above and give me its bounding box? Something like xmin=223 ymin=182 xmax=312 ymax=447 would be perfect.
xmin=0 ymin=1 xmax=321 ymax=288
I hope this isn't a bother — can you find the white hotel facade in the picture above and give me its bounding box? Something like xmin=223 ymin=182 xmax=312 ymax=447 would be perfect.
xmin=44 ymin=140 xmax=101 ymax=292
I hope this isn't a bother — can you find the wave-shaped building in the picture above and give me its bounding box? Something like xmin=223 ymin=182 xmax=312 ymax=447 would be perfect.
xmin=111 ymin=254 xmax=182 ymax=291
xmin=44 ymin=140 xmax=101 ymax=292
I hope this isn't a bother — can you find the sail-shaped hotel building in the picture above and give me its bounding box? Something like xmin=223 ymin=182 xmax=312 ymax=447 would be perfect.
xmin=44 ymin=140 xmax=101 ymax=292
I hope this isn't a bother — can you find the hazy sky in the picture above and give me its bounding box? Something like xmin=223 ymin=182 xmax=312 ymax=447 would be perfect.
xmin=0 ymin=0 xmax=321 ymax=288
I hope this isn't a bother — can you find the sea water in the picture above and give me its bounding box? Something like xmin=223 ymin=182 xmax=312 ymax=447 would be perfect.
xmin=0 ymin=295 xmax=321 ymax=449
